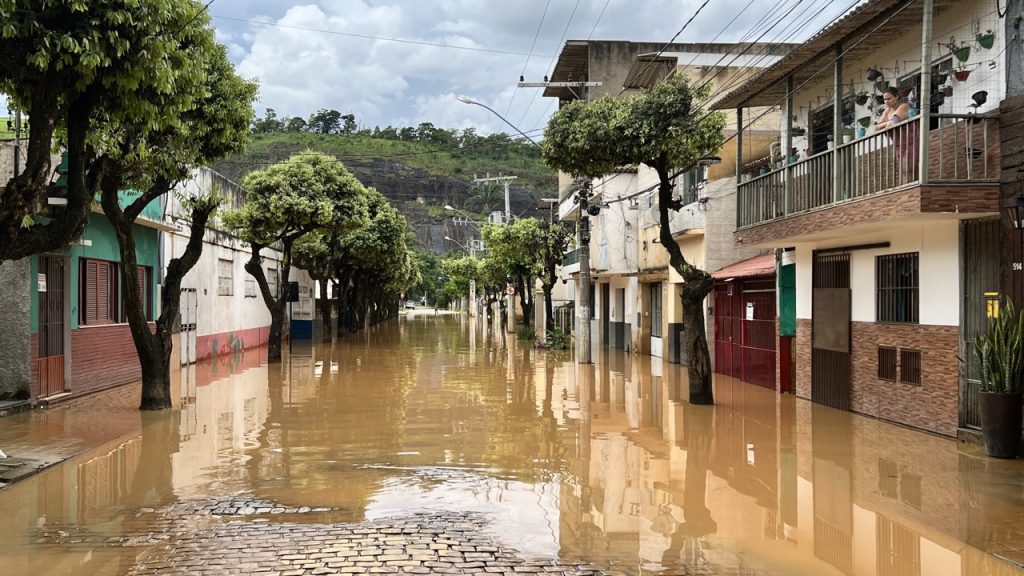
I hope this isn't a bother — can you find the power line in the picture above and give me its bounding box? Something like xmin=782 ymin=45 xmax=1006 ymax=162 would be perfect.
xmin=517 ymin=0 xmax=582 ymax=127
xmin=506 ymin=0 xmax=553 ymax=116
xmin=617 ymin=0 xmax=716 ymax=96
xmin=211 ymin=15 xmax=545 ymax=57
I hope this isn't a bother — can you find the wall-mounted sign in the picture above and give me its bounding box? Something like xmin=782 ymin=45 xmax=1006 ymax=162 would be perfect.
xmin=745 ymin=301 xmax=755 ymax=321
xmin=37 ymin=273 xmax=46 ymax=293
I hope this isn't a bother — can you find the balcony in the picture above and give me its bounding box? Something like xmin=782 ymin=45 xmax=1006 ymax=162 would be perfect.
xmin=562 ymin=247 xmax=581 ymax=267
xmin=736 ymin=115 xmax=999 ymax=245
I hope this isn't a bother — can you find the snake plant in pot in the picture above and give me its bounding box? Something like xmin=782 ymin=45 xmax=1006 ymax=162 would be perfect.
xmin=974 ymin=300 xmax=1024 ymax=458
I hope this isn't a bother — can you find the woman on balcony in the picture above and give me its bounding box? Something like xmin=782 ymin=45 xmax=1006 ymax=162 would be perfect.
xmin=876 ymin=87 xmax=918 ymax=183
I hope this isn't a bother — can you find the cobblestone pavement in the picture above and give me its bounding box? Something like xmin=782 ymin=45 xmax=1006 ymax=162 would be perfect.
xmin=36 ymin=496 xmax=763 ymax=576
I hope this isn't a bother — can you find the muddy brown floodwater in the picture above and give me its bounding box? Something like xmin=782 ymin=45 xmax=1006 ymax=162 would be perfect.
xmin=1 ymin=314 xmax=1024 ymax=575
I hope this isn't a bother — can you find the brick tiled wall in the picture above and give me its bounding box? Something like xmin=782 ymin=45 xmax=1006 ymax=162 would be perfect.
xmin=793 ymin=318 xmax=958 ymax=436
xmin=70 ymin=325 xmax=146 ymax=397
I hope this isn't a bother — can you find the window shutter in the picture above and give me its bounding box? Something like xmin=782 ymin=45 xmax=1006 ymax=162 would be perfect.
xmin=97 ymin=261 xmax=110 ymax=322
xmin=86 ymin=260 xmax=98 ymax=324
xmin=137 ymin=266 xmax=148 ymax=320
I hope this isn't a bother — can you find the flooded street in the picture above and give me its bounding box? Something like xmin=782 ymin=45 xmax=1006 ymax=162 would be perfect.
xmin=2 ymin=314 xmax=1024 ymax=575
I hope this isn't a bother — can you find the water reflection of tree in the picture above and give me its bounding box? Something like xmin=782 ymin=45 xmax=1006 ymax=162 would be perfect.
xmin=662 ymin=403 xmax=717 ymax=567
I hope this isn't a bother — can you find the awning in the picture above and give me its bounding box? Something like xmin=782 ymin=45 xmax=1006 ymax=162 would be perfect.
xmin=711 ymin=254 xmax=776 ymax=280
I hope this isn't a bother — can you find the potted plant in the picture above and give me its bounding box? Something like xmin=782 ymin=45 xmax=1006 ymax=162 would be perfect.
xmin=977 ymin=29 xmax=996 ymax=49
xmin=954 ymin=42 xmax=972 ymax=62
xmin=954 ymin=67 xmax=972 ymax=82
xmin=973 ymin=300 xmax=1024 ymax=458
xmin=841 ymin=125 xmax=854 ymax=144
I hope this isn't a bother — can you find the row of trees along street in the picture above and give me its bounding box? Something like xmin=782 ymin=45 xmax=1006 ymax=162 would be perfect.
xmin=0 ymin=1 xmax=417 ymax=411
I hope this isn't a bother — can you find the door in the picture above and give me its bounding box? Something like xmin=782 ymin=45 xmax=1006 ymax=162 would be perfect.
xmin=740 ymin=281 xmax=777 ymax=389
xmin=615 ymin=288 xmax=626 ymax=349
xmin=601 ymin=283 xmax=610 ymax=346
xmin=714 ymin=284 xmax=742 ymax=378
xmin=179 ymin=287 xmax=197 ymax=365
xmin=650 ymin=283 xmax=663 ymax=358
xmin=812 ymin=253 xmax=851 ymax=410
xmin=961 ymin=218 xmax=1000 ymax=429
xmin=37 ymin=255 xmax=66 ymax=397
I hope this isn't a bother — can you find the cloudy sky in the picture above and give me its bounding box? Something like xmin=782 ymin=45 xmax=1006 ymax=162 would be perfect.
xmin=0 ymin=0 xmax=855 ymax=135
xmin=205 ymin=0 xmax=859 ymax=136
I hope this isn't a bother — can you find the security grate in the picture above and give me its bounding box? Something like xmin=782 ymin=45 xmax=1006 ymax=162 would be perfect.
xmin=878 ymin=347 xmax=897 ymax=381
xmin=877 ymin=252 xmax=919 ymax=323
xmin=900 ymin=349 xmax=921 ymax=385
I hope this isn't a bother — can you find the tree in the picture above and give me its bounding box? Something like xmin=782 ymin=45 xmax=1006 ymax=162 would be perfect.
xmin=468 ymin=181 xmax=503 ymax=213
xmin=293 ymin=230 xmax=341 ymax=343
xmin=99 ymin=39 xmax=257 ymax=411
xmin=537 ymin=221 xmax=573 ymax=332
xmin=483 ymin=219 xmax=544 ymax=329
xmin=224 ymin=152 xmax=370 ymax=361
xmin=308 ymin=109 xmax=342 ymax=134
xmin=542 ymin=74 xmax=725 ymax=404
xmin=285 ymin=116 xmax=308 ymax=133
xmin=252 ymin=108 xmax=283 ymax=133
xmin=0 ymin=0 xmax=230 ymax=263
xmin=335 ymin=191 xmax=416 ymax=329
xmin=341 ymin=113 xmax=357 ymax=135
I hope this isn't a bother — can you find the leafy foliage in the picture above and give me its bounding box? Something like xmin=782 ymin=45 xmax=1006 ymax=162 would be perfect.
xmin=541 ymin=329 xmax=571 ymax=350
xmin=974 ymin=300 xmax=1024 ymax=394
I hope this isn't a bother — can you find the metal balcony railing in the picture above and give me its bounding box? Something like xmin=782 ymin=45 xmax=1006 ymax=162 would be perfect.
xmin=737 ymin=115 xmax=999 ymax=229
xmin=561 ymin=247 xmax=581 ymax=267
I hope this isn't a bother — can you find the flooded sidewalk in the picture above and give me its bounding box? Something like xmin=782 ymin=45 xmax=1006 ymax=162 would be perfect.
xmin=0 ymin=315 xmax=1023 ymax=575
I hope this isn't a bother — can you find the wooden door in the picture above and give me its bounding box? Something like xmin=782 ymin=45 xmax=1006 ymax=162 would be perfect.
xmin=37 ymin=255 xmax=66 ymax=397
xmin=812 ymin=253 xmax=851 ymax=410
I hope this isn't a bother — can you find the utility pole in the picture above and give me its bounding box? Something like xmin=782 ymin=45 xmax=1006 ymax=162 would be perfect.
xmin=476 ymin=173 xmax=518 ymax=333
xmin=577 ymin=182 xmax=593 ymax=364
xmin=473 ymin=173 xmax=517 ymax=224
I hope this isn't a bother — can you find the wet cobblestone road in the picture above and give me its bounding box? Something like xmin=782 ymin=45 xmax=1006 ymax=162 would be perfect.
xmin=4 ymin=317 xmax=1024 ymax=575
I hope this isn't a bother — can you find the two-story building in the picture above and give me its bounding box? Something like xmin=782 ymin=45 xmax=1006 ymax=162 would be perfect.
xmin=546 ymin=40 xmax=791 ymax=380
xmin=714 ymin=0 xmax=1005 ymax=437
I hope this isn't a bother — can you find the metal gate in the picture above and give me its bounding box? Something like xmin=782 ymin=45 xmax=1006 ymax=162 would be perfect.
xmin=179 ymin=287 xmax=198 ymax=365
xmin=812 ymin=253 xmax=851 ymax=410
xmin=961 ymin=218 xmax=1000 ymax=429
xmin=601 ymin=283 xmax=610 ymax=346
xmin=37 ymin=255 xmax=66 ymax=397
xmin=714 ymin=285 xmax=742 ymax=378
xmin=714 ymin=279 xmax=777 ymax=389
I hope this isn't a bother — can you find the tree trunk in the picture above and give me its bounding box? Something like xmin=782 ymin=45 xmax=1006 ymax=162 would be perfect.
xmin=101 ymin=177 xmax=214 ymax=410
xmin=516 ymin=276 xmax=533 ymax=328
xmin=656 ymin=162 xmax=714 ymax=405
xmin=245 ymin=241 xmax=292 ymax=363
xmin=542 ymin=283 xmax=555 ymax=333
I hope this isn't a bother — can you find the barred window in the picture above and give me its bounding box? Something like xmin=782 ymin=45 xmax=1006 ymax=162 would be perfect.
xmin=217 ymin=258 xmax=233 ymax=296
xmin=267 ymin=267 xmax=278 ymax=299
xmin=876 ymin=253 xmax=918 ymax=323
xmin=245 ymin=277 xmax=257 ymax=298
xmin=878 ymin=347 xmax=897 ymax=381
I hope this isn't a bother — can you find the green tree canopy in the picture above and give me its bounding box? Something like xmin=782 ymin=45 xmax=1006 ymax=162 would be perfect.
xmin=0 ymin=0 xmax=233 ymax=261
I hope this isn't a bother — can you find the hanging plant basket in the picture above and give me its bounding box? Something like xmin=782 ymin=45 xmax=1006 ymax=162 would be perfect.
xmin=855 ymin=92 xmax=869 ymax=106
xmin=874 ymin=94 xmax=885 ymax=106
xmin=954 ymin=68 xmax=972 ymax=82
xmin=874 ymin=80 xmax=889 ymax=93
xmin=943 ymin=85 xmax=954 ymax=97
xmin=858 ymin=116 xmax=872 ymax=128
xmin=935 ymin=72 xmax=949 ymax=85
xmin=977 ymin=30 xmax=996 ymax=50
xmin=954 ymin=44 xmax=972 ymax=62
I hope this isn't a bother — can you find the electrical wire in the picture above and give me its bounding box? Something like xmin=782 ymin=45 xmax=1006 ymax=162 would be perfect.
xmin=211 ymin=15 xmax=544 ymax=57
xmin=617 ymin=0 xmax=716 ymax=96
xmin=518 ymin=0 xmax=583 ymax=127
xmin=506 ymin=0 xmax=554 ymax=116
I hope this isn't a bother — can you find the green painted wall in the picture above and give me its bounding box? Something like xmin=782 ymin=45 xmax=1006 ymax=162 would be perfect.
xmin=779 ymin=262 xmax=796 ymax=337
xmin=30 ymin=212 xmax=160 ymax=332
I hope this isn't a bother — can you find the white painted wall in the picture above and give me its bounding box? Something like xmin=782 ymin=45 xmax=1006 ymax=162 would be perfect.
xmin=168 ymin=168 xmax=316 ymax=339
xmin=794 ymin=219 xmax=960 ymax=326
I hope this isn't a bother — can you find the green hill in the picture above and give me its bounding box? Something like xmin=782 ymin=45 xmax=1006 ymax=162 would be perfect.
xmin=213 ymin=131 xmax=558 ymax=255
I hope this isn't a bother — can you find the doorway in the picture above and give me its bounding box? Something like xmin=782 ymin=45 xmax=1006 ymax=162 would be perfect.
xmin=811 ymin=253 xmax=851 ymax=410
xmin=37 ymin=255 xmax=66 ymax=398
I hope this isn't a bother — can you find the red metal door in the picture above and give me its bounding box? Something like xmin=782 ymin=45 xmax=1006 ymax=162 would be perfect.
xmin=714 ymin=285 xmax=742 ymax=377
xmin=739 ymin=282 xmax=777 ymax=389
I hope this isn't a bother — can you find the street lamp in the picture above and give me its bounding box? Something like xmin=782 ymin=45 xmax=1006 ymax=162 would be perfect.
xmin=456 ymin=95 xmax=541 ymax=147
xmin=444 ymin=204 xmax=484 ymax=229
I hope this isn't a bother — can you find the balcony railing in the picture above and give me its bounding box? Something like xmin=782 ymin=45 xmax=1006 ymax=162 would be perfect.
xmin=562 ymin=247 xmax=581 ymax=267
xmin=737 ymin=114 xmax=999 ymax=229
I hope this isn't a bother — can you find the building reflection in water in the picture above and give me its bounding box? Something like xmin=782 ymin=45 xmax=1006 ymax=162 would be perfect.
xmin=1 ymin=317 xmax=1024 ymax=575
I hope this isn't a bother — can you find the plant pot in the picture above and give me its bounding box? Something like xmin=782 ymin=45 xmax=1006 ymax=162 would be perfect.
xmin=855 ymin=93 xmax=869 ymax=106
xmin=858 ymin=117 xmax=871 ymax=128
xmin=908 ymin=107 xmax=919 ymax=118
xmin=979 ymin=391 xmax=1023 ymax=458
xmin=954 ymin=45 xmax=971 ymax=62
xmin=856 ymin=127 xmax=866 ymax=138
xmin=954 ymin=69 xmax=972 ymax=81
xmin=977 ymin=31 xmax=995 ymax=49
xmin=943 ymin=85 xmax=954 ymax=97
xmin=875 ymin=80 xmax=889 ymax=93
xmin=843 ymin=134 xmax=852 ymax=144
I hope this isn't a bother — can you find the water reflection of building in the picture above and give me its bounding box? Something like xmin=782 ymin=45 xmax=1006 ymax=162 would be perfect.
xmin=558 ymin=348 xmax=1024 ymax=576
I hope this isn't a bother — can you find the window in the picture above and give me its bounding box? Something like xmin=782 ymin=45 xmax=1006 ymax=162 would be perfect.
xmin=878 ymin=346 xmax=897 ymax=381
xmin=900 ymin=349 xmax=921 ymax=385
xmin=898 ymin=57 xmax=953 ymax=132
xmin=245 ymin=277 xmax=257 ymax=298
xmin=650 ymin=283 xmax=663 ymax=337
xmin=267 ymin=267 xmax=278 ymax=299
xmin=809 ymin=97 xmax=855 ymax=155
xmin=80 ymin=259 xmax=119 ymax=325
xmin=876 ymin=252 xmax=919 ymax=323
xmin=133 ymin=265 xmax=152 ymax=322
xmin=675 ymin=169 xmax=702 ymax=206
xmin=217 ymin=258 xmax=233 ymax=296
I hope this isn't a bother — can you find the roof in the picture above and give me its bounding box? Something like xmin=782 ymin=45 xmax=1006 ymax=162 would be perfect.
xmin=543 ymin=40 xmax=797 ymax=100
xmin=712 ymin=0 xmax=960 ymax=109
xmin=712 ymin=254 xmax=776 ymax=280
